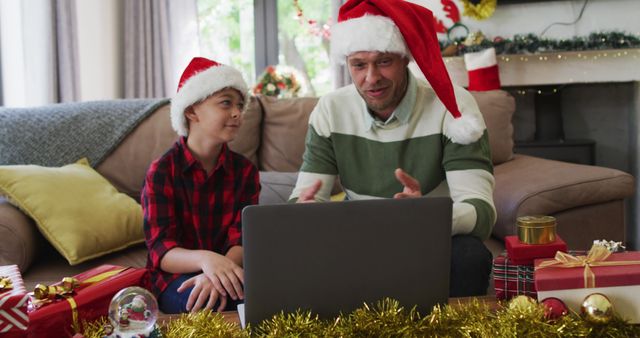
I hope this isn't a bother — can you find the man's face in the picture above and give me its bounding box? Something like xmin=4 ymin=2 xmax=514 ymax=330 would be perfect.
xmin=347 ymin=51 xmax=409 ymax=118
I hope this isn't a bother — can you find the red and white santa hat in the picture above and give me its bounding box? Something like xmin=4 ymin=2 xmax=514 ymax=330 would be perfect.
xmin=464 ymin=47 xmax=501 ymax=91
xmin=330 ymin=0 xmax=484 ymax=144
xmin=171 ymin=57 xmax=248 ymax=137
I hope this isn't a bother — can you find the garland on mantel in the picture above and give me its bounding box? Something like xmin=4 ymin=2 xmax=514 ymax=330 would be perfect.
xmin=441 ymin=31 xmax=640 ymax=56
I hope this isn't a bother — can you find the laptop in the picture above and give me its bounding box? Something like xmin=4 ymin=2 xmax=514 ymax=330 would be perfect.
xmin=241 ymin=197 xmax=452 ymax=327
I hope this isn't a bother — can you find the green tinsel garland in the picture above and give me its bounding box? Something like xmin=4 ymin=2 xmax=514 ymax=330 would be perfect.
xmin=81 ymin=298 xmax=640 ymax=337
xmin=440 ymin=31 xmax=640 ymax=56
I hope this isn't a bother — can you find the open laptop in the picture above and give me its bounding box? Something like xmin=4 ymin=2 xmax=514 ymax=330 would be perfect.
xmin=241 ymin=197 xmax=452 ymax=327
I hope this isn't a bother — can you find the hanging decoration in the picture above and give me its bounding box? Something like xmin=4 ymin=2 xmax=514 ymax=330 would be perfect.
xmin=411 ymin=0 xmax=461 ymax=33
xmin=292 ymin=0 xmax=331 ymax=40
xmin=460 ymin=0 xmax=497 ymax=20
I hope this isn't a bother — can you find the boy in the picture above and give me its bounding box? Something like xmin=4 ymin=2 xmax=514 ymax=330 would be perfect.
xmin=141 ymin=57 xmax=260 ymax=314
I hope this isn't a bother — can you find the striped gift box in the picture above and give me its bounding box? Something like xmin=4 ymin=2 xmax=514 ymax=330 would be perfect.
xmin=0 ymin=265 xmax=29 ymax=336
xmin=492 ymin=254 xmax=537 ymax=300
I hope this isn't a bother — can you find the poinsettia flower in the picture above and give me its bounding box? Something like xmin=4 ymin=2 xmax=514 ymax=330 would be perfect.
xmin=266 ymin=66 xmax=275 ymax=74
xmin=277 ymin=82 xmax=286 ymax=89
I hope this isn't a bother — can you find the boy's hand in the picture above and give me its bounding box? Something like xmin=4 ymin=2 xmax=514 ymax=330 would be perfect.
xmin=393 ymin=168 xmax=422 ymax=199
xmin=200 ymin=252 xmax=244 ymax=301
xmin=177 ymin=273 xmax=227 ymax=312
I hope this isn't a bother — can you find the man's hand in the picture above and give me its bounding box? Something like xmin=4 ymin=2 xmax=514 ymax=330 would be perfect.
xmin=393 ymin=168 xmax=422 ymax=199
xmin=177 ymin=273 xmax=228 ymax=312
xmin=297 ymin=179 xmax=322 ymax=203
xmin=199 ymin=251 xmax=244 ymax=302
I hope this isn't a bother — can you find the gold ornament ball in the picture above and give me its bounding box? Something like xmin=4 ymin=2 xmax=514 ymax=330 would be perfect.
xmin=508 ymin=295 xmax=538 ymax=311
xmin=581 ymin=293 xmax=614 ymax=324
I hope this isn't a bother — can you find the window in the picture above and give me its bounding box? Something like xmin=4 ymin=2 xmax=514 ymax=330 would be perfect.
xmin=277 ymin=1 xmax=331 ymax=96
xmin=197 ymin=0 xmax=334 ymax=96
xmin=197 ymin=0 xmax=256 ymax=85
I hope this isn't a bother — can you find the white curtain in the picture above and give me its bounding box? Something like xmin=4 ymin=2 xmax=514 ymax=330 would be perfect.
xmin=0 ymin=0 xmax=79 ymax=107
xmin=123 ymin=0 xmax=200 ymax=98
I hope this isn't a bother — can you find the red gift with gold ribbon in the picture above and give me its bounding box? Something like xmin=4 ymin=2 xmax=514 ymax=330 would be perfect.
xmin=1 ymin=265 xmax=29 ymax=337
xmin=27 ymin=264 xmax=148 ymax=338
xmin=535 ymin=245 xmax=640 ymax=323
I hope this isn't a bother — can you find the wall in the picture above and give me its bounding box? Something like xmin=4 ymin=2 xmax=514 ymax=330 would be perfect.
xmin=76 ymin=0 xmax=124 ymax=100
xmin=459 ymin=0 xmax=640 ymax=39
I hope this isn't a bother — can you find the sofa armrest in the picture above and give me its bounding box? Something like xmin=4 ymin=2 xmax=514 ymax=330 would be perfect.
xmin=493 ymin=154 xmax=635 ymax=244
xmin=0 ymin=198 xmax=42 ymax=272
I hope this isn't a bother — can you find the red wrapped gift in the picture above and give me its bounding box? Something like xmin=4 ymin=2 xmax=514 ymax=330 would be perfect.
xmin=505 ymin=235 xmax=567 ymax=265
xmin=0 ymin=265 xmax=29 ymax=337
xmin=535 ymin=247 xmax=640 ymax=323
xmin=492 ymin=254 xmax=537 ymax=300
xmin=27 ymin=265 xmax=148 ymax=338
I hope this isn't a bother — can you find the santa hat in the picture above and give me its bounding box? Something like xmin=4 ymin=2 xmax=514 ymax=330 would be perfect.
xmin=331 ymin=0 xmax=484 ymax=144
xmin=464 ymin=47 xmax=501 ymax=91
xmin=170 ymin=57 xmax=248 ymax=137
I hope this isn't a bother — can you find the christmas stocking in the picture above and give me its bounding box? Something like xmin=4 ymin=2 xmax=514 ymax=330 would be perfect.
xmin=464 ymin=47 xmax=501 ymax=91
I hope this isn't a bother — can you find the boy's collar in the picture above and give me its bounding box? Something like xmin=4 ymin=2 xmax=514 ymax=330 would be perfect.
xmin=180 ymin=136 xmax=230 ymax=172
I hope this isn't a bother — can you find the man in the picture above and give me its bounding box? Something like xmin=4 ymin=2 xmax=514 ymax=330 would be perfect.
xmin=289 ymin=0 xmax=495 ymax=296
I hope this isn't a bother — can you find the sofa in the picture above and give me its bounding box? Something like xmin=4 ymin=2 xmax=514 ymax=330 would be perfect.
xmin=0 ymin=89 xmax=635 ymax=291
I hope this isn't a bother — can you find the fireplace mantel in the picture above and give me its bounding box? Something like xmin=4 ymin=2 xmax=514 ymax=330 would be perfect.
xmin=411 ymin=48 xmax=640 ymax=87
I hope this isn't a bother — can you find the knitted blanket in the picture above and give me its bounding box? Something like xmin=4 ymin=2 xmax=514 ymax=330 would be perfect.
xmin=0 ymin=99 xmax=170 ymax=167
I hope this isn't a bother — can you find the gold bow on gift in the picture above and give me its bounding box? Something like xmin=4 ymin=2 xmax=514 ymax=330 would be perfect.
xmin=536 ymin=245 xmax=640 ymax=288
xmin=0 ymin=276 xmax=13 ymax=293
xmin=31 ymin=277 xmax=79 ymax=308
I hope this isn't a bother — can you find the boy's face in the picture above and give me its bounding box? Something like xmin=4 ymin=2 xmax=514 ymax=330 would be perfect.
xmin=186 ymin=88 xmax=245 ymax=144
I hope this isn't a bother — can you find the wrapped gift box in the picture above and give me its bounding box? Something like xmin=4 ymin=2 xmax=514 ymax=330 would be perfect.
xmin=27 ymin=264 xmax=149 ymax=338
xmin=505 ymin=235 xmax=567 ymax=265
xmin=492 ymin=253 xmax=537 ymax=300
xmin=0 ymin=265 xmax=29 ymax=337
xmin=535 ymin=250 xmax=640 ymax=323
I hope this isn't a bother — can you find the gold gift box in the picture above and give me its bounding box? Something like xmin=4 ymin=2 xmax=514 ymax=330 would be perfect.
xmin=517 ymin=215 xmax=557 ymax=245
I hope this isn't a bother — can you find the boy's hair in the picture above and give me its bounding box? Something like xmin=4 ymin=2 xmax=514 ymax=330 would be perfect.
xmin=171 ymin=57 xmax=248 ymax=137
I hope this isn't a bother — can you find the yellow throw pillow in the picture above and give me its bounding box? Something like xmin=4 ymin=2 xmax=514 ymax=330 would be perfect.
xmin=0 ymin=158 xmax=144 ymax=265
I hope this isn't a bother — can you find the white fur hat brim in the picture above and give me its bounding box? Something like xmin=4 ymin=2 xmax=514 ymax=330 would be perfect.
xmin=170 ymin=65 xmax=248 ymax=137
xmin=330 ymin=15 xmax=409 ymax=64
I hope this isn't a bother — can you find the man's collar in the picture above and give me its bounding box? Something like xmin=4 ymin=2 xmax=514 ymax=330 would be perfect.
xmin=363 ymin=70 xmax=417 ymax=131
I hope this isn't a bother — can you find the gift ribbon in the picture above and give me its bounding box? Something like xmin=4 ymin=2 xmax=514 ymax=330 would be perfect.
xmin=536 ymin=245 xmax=640 ymax=288
xmin=0 ymin=276 xmax=13 ymax=293
xmin=31 ymin=267 xmax=128 ymax=332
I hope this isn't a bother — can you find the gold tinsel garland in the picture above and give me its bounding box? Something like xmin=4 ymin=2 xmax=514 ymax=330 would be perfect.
xmin=461 ymin=0 xmax=497 ymax=20
xmin=81 ymin=298 xmax=640 ymax=337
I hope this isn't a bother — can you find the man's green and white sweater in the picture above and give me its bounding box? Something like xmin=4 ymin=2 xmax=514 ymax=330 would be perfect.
xmin=290 ymin=72 xmax=496 ymax=239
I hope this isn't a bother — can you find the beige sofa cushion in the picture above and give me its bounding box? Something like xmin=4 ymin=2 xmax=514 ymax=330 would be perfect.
xmin=470 ymin=90 xmax=515 ymax=165
xmin=258 ymin=96 xmax=319 ymax=172
xmin=97 ymin=103 xmax=178 ymax=199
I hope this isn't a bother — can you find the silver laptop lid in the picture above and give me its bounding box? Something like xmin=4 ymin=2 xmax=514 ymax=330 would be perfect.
xmin=242 ymin=197 xmax=452 ymax=326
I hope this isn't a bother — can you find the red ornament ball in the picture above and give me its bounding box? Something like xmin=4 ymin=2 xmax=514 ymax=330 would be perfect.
xmin=493 ymin=36 xmax=505 ymax=43
xmin=541 ymin=297 xmax=569 ymax=320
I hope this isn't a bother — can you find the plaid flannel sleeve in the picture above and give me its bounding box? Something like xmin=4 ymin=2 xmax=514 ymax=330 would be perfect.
xmin=224 ymin=163 xmax=260 ymax=252
xmin=142 ymin=161 xmax=179 ymax=270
